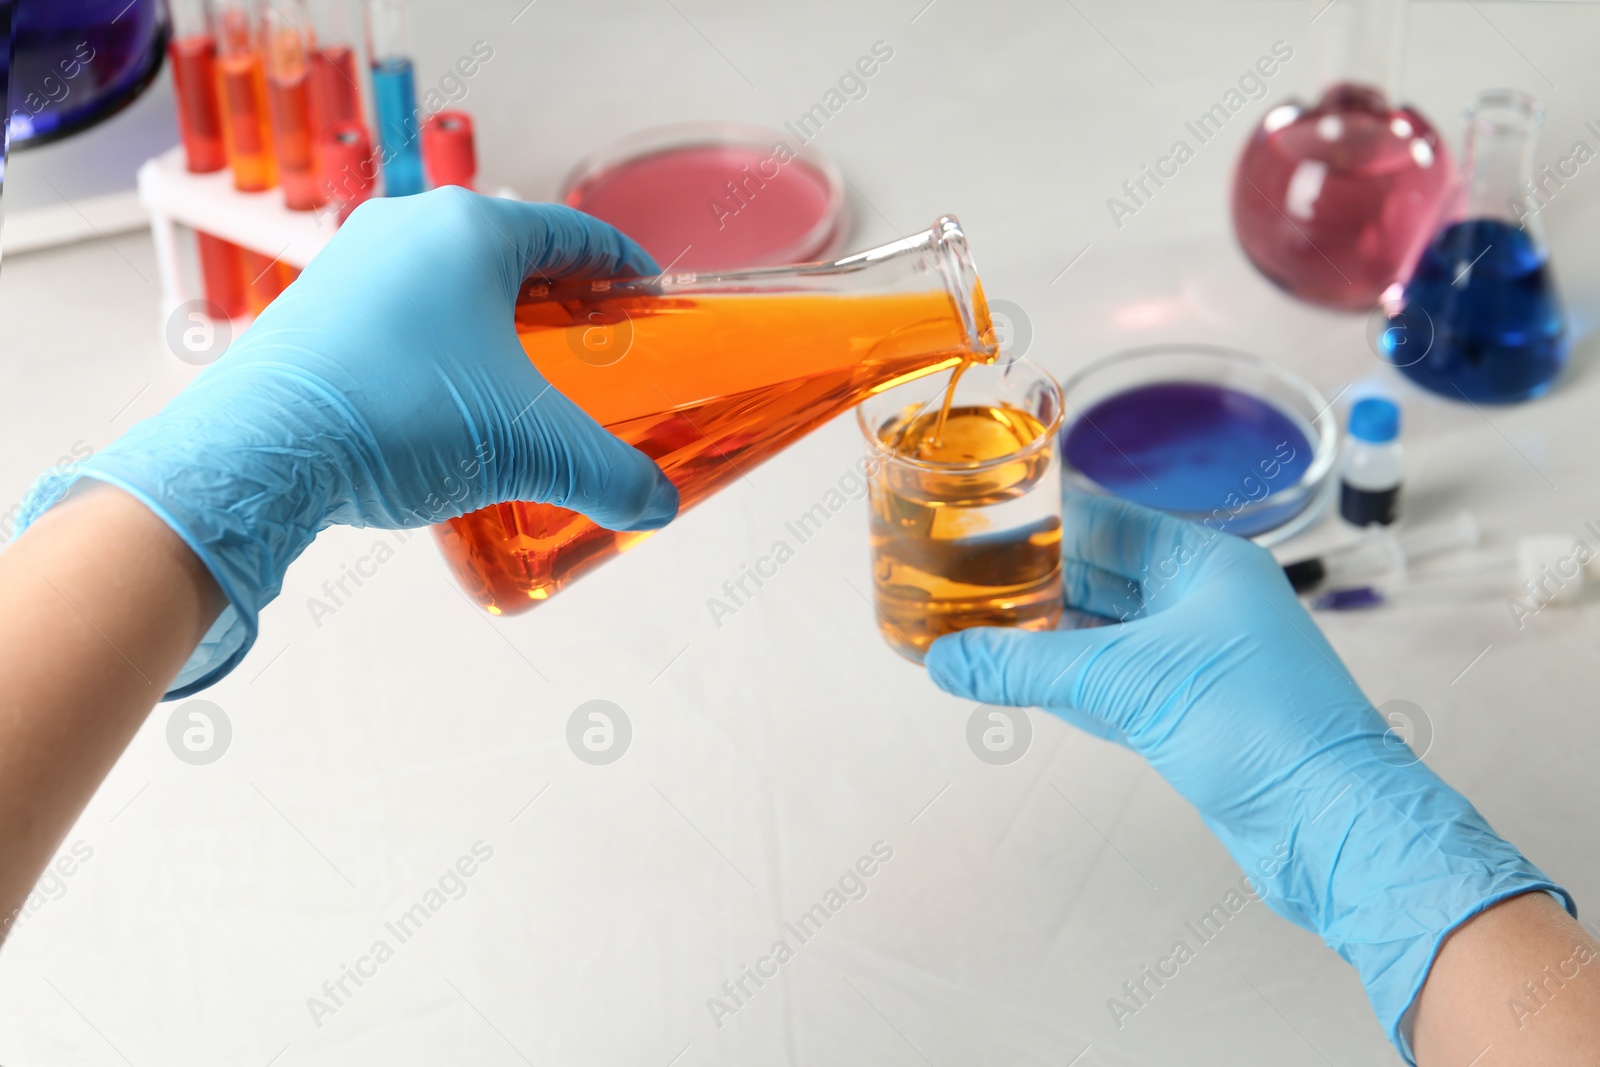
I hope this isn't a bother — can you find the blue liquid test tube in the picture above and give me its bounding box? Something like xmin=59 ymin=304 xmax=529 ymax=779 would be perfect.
xmin=365 ymin=0 xmax=423 ymax=197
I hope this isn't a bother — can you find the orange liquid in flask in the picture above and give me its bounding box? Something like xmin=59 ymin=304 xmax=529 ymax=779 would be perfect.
xmin=436 ymin=287 xmax=995 ymax=613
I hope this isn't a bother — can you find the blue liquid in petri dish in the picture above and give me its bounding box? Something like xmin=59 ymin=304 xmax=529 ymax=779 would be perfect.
xmin=1062 ymin=381 xmax=1314 ymax=536
xmin=371 ymin=57 xmax=425 ymax=197
xmin=1388 ymin=218 xmax=1568 ymax=403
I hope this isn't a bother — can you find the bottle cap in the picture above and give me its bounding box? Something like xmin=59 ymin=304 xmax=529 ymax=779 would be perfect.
xmin=422 ymin=110 xmax=477 ymax=190
xmin=1349 ymin=397 xmax=1400 ymax=443
xmin=320 ymin=122 xmax=377 ymax=225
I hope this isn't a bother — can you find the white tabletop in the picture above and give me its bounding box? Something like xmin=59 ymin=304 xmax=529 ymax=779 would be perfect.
xmin=3 ymin=2 xmax=1598 ymax=1064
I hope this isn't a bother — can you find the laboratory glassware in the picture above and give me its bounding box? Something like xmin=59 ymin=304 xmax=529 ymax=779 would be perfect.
xmin=167 ymin=0 xmax=249 ymax=318
xmin=242 ymin=249 xmax=293 ymax=314
xmin=1058 ymin=346 xmax=1336 ymax=544
xmin=1387 ymin=90 xmax=1569 ymax=403
xmin=308 ymin=0 xmax=362 ymax=136
xmin=858 ymin=359 xmax=1064 ymax=662
xmin=1283 ymin=511 xmax=1477 ymax=594
xmin=167 ymin=0 xmax=226 ymax=171
xmin=561 ymin=123 xmax=849 ymax=270
xmin=365 ymin=0 xmax=423 ymax=196
xmin=1340 ymin=397 xmax=1401 ymax=526
xmin=212 ymin=0 xmax=276 ymax=191
xmin=261 ymin=0 xmax=320 ymax=209
xmin=5 ymin=0 xmax=167 ymax=148
xmin=435 ymin=216 xmax=998 ymax=614
xmin=1231 ymin=0 xmax=1452 ymax=310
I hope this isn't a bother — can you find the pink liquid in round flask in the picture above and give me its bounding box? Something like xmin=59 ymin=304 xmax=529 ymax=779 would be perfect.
xmin=1232 ymin=82 xmax=1453 ymax=310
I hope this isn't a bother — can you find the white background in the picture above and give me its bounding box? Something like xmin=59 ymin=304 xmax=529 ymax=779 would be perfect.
xmin=2 ymin=1 xmax=1598 ymax=1064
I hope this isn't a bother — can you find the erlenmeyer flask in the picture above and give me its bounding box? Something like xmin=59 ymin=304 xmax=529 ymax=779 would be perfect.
xmin=1231 ymin=0 xmax=1453 ymax=310
xmin=1386 ymin=91 xmax=1569 ymax=403
xmin=435 ymin=216 xmax=998 ymax=614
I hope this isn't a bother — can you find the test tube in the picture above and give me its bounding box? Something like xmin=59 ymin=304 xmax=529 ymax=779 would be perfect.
xmin=242 ymin=250 xmax=293 ymax=314
xmin=308 ymin=0 xmax=363 ymax=135
xmin=211 ymin=0 xmax=277 ymax=191
xmin=365 ymin=0 xmax=424 ymax=197
xmin=168 ymin=0 xmax=227 ymax=172
xmin=261 ymin=0 xmax=321 ymax=210
xmin=168 ymin=0 xmax=248 ymax=320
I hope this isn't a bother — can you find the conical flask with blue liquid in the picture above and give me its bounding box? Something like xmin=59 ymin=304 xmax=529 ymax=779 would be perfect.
xmin=1385 ymin=90 xmax=1569 ymax=402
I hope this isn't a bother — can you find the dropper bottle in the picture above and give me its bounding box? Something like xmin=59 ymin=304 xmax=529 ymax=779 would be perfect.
xmin=1340 ymin=397 xmax=1402 ymax=527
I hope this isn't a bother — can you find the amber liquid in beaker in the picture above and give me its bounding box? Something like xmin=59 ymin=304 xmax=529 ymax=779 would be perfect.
xmin=437 ymin=289 xmax=987 ymax=614
xmin=868 ymin=401 xmax=1062 ymax=660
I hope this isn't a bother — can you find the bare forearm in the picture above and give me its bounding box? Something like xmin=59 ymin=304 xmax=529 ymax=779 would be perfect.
xmin=1414 ymin=891 xmax=1600 ymax=1065
xmin=0 ymin=483 xmax=221 ymax=942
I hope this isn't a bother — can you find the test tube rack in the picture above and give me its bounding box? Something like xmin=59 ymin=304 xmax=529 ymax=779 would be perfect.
xmin=137 ymin=144 xmax=341 ymax=333
xmin=138 ymin=144 xmax=513 ymax=340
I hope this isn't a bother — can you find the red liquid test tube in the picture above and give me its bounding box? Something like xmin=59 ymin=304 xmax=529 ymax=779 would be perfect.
xmin=308 ymin=0 xmax=362 ymax=132
xmin=169 ymin=0 xmax=248 ymax=319
xmin=422 ymin=110 xmax=476 ymax=190
xmin=242 ymin=250 xmax=293 ymax=314
xmin=262 ymin=0 xmax=321 ymax=210
xmin=309 ymin=42 xmax=361 ymax=133
xmin=168 ymin=35 xmax=226 ymax=171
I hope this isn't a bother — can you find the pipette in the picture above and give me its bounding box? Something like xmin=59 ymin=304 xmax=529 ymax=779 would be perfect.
xmin=1283 ymin=511 xmax=1479 ymax=594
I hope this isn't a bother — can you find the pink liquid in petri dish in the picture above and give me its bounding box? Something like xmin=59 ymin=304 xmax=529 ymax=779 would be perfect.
xmin=1231 ymin=83 xmax=1454 ymax=310
xmin=565 ymin=142 xmax=839 ymax=271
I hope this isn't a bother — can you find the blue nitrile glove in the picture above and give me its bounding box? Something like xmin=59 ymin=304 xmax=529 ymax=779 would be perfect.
xmin=14 ymin=190 xmax=677 ymax=697
xmin=925 ymin=494 xmax=1573 ymax=1063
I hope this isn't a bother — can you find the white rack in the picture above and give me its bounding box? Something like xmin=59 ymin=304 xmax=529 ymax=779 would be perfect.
xmin=136 ymin=145 xmax=341 ymax=329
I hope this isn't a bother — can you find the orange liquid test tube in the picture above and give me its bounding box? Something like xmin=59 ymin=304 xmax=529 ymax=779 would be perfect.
xmin=213 ymin=0 xmax=276 ymax=192
xmin=241 ymin=250 xmax=296 ymax=316
xmin=263 ymin=0 xmax=321 ymax=210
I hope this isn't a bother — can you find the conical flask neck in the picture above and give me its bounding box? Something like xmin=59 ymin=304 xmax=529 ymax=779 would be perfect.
xmin=1458 ymin=89 xmax=1547 ymax=237
xmin=831 ymin=216 xmax=995 ymax=361
xmin=520 ymin=215 xmax=997 ymax=363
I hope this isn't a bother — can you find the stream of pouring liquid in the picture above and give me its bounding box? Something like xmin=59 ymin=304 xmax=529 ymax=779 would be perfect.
xmin=435 ymin=288 xmax=994 ymax=614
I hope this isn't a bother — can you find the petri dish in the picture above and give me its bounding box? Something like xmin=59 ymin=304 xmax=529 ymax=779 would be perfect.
xmin=560 ymin=122 xmax=849 ymax=271
xmin=1058 ymin=345 xmax=1337 ymax=544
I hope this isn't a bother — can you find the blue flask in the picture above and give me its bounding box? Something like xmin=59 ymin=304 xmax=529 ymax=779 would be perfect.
xmin=1384 ymin=90 xmax=1568 ymax=403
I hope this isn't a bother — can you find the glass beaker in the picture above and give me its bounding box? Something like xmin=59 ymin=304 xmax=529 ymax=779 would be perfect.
xmin=856 ymin=358 xmax=1064 ymax=663
xmin=1231 ymin=0 xmax=1453 ymax=310
xmin=1386 ymin=90 xmax=1569 ymax=403
xmin=435 ymin=216 xmax=998 ymax=614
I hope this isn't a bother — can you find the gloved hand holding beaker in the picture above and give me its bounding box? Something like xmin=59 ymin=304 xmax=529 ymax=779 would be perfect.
xmin=925 ymin=493 xmax=1572 ymax=1062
